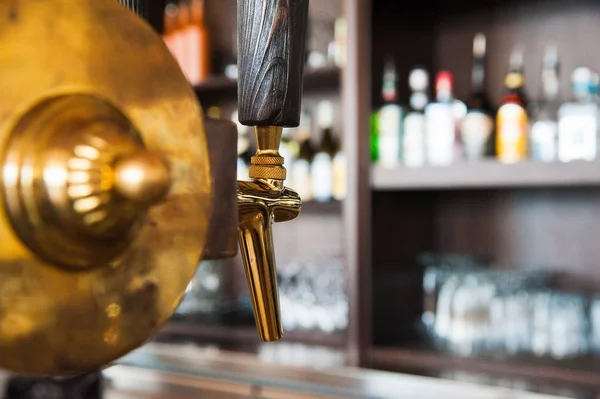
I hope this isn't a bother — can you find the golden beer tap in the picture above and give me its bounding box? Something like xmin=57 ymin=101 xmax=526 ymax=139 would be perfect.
xmin=236 ymin=0 xmax=309 ymax=342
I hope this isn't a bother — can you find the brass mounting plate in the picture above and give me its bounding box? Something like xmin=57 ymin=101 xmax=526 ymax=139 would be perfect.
xmin=0 ymin=0 xmax=211 ymax=375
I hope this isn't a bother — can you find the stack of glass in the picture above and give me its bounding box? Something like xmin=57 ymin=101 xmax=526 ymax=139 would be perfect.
xmin=278 ymin=255 xmax=349 ymax=335
xmin=420 ymin=254 xmax=598 ymax=360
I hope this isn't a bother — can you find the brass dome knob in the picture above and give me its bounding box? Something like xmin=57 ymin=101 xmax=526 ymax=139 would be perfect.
xmin=113 ymin=151 xmax=171 ymax=205
xmin=2 ymin=94 xmax=175 ymax=270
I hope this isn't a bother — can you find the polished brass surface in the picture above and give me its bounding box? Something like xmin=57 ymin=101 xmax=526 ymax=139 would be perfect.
xmin=113 ymin=152 xmax=171 ymax=205
xmin=238 ymin=126 xmax=301 ymax=342
xmin=249 ymin=126 xmax=287 ymax=181
xmin=0 ymin=0 xmax=211 ymax=375
xmin=2 ymin=94 xmax=173 ymax=270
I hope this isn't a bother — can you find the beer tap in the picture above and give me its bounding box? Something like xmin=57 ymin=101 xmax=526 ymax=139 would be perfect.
xmin=237 ymin=0 xmax=308 ymax=342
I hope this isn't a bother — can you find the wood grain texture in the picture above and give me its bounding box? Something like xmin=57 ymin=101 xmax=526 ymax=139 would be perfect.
xmin=237 ymin=0 xmax=309 ymax=127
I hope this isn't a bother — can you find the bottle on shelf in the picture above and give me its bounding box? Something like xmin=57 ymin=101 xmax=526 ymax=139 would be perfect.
xmin=403 ymin=67 xmax=429 ymax=168
xmin=187 ymin=0 xmax=211 ymax=85
xmin=370 ymin=111 xmax=380 ymax=163
xmin=162 ymin=3 xmax=185 ymax=69
xmin=461 ymin=33 xmax=495 ymax=161
xmin=496 ymin=48 xmax=529 ymax=164
xmin=376 ymin=54 xmax=404 ymax=168
xmin=312 ymin=101 xmax=337 ymax=202
xmin=425 ymin=71 xmax=461 ymax=166
xmin=232 ymin=110 xmax=252 ymax=181
xmin=333 ymin=17 xmax=347 ymax=68
xmin=292 ymin=110 xmax=314 ymax=202
xmin=530 ymin=44 xmax=560 ymax=163
xmin=558 ymin=67 xmax=600 ymax=163
xmin=176 ymin=1 xmax=192 ymax=81
xmin=280 ymin=127 xmax=298 ymax=185
xmin=332 ymin=135 xmax=347 ymax=201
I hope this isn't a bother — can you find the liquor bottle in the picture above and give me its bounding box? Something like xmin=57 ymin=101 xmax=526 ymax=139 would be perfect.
xmin=292 ymin=110 xmax=314 ymax=201
xmin=312 ymin=101 xmax=337 ymax=202
xmin=333 ymin=18 xmax=347 ymax=68
xmin=425 ymin=71 xmax=458 ymax=166
xmin=163 ymin=3 xmax=185 ymax=70
xmin=403 ymin=68 xmax=429 ymax=168
xmin=187 ymin=0 xmax=211 ymax=85
xmin=377 ymin=55 xmax=404 ymax=168
xmin=332 ymin=136 xmax=347 ymax=201
xmin=558 ymin=67 xmax=600 ymax=162
xmin=496 ymin=48 xmax=529 ymax=163
xmin=232 ymin=110 xmax=252 ymax=181
xmin=176 ymin=1 xmax=191 ymax=80
xmin=530 ymin=45 xmax=560 ymax=162
xmin=370 ymin=111 xmax=380 ymax=163
xmin=461 ymin=33 xmax=495 ymax=161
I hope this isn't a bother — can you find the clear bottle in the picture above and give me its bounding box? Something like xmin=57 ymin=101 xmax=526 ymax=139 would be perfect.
xmin=496 ymin=48 xmax=529 ymax=163
xmin=377 ymin=55 xmax=404 ymax=168
xmin=332 ymin=135 xmax=347 ymax=201
xmin=187 ymin=0 xmax=211 ymax=85
xmin=163 ymin=4 xmax=184 ymax=64
xmin=403 ymin=68 xmax=429 ymax=168
xmin=425 ymin=71 xmax=459 ymax=166
xmin=531 ymin=45 xmax=560 ymax=162
xmin=312 ymin=101 xmax=336 ymax=202
xmin=558 ymin=67 xmax=600 ymax=162
xmin=292 ymin=110 xmax=314 ymax=201
xmin=461 ymin=33 xmax=495 ymax=161
xmin=232 ymin=110 xmax=252 ymax=181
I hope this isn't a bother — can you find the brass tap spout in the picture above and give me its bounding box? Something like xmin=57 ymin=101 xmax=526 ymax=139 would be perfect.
xmin=238 ymin=126 xmax=301 ymax=342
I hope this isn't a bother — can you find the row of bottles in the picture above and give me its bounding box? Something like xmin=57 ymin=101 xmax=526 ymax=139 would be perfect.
xmin=236 ymin=101 xmax=347 ymax=203
xmin=162 ymin=0 xmax=211 ymax=85
xmin=372 ymin=33 xmax=600 ymax=167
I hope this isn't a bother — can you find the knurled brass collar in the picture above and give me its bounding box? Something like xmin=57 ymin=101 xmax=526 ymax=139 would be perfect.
xmin=249 ymin=126 xmax=287 ymax=181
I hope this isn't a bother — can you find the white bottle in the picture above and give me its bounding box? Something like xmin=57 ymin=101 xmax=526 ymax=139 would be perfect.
xmin=232 ymin=110 xmax=251 ymax=181
xmin=558 ymin=67 xmax=600 ymax=162
xmin=291 ymin=110 xmax=314 ymax=201
xmin=425 ymin=71 xmax=457 ymax=166
xmin=332 ymin=150 xmax=347 ymax=201
xmin=377 ymin=55 xmax=403 ymax=168
xmin=312 ymin=101 xmax=335 ymax=202
xmin=403 ymin=68 xmax=429 ymax=168
xmin=530 ymin=45 xmax=560 ymax=163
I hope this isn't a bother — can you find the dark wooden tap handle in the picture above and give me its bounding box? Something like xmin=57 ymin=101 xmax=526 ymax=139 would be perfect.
xmin=237 ymin=0 xmax=309 ymax=127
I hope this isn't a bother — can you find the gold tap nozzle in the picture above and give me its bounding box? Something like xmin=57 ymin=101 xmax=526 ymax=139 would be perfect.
xmin=238 ymin=125 xmax=301 ymax=342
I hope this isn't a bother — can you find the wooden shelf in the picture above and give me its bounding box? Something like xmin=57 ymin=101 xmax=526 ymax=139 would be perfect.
xmin=194 ymin=66 xmax=341 ymax=99
xmin=372 ymin=160 xmax=600 ymax=191
xmin=158 ymin=320 xmax=346 ymax=348
xmin=302 ymin=200 xmax=343 ymax=215
xmin=371 ymin=346 xmax=600 ymax=390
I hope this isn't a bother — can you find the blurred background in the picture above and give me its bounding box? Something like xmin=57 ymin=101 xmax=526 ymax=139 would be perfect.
xmin=128 ymin=0 xmax=600 ymax=398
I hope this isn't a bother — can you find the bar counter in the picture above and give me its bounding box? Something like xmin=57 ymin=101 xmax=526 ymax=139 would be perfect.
xmin=99 ymin=343 xmax=570 ymax=399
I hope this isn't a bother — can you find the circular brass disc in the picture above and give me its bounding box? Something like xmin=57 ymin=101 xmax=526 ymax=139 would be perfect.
xmin=0 ymin=0 xmax=211 ymax=375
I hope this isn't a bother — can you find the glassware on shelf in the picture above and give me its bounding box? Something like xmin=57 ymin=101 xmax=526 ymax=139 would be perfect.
xmin=416 ymin=256 xmax=591 ymax=360
xmin=279 ymin=256 xmax=348 ymax=335
xmin=174 ymin=260 xmax=226 ymax=319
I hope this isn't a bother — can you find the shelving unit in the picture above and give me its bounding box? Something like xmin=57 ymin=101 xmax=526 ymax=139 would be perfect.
xmin=372 ymin=161 xmax=600 ymax=190
xmin=159 ymin=321 xmax=347 ymax=348
xmin=346 ymin=0 xmax=600 ymax=397
xmin=371 ymin=347 xmax=600 ymax=394
xmin=195 ymin=66 xmax=341 ymax=101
